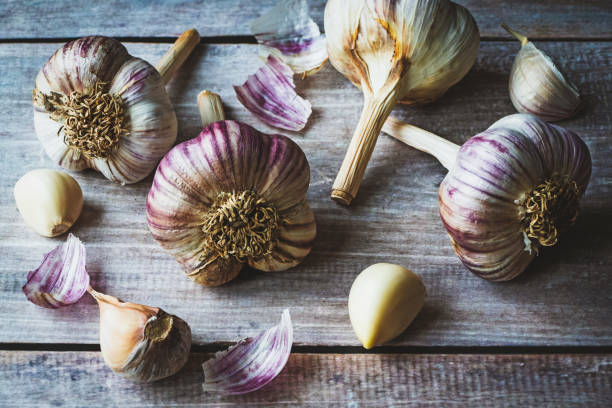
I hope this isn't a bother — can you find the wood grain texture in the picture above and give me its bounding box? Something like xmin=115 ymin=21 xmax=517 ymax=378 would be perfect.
xmin=0 ymin=41 xmax=610 ymax=347
xmin=0 ymin=351 xmax=610 ymax=407
xmin=0 ymin=0 xmax=611 ymax=40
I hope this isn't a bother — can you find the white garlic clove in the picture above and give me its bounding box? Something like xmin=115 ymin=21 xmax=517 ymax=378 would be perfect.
xmin=14 ymin=169 xmax=83 ymax=237
xmin=90 ymin=289 xmax=192 ymax=382
xmin=503 ymin=24 xmax=581 ymax=122
xmin=348 ymin=263 xmax=426 ymax=349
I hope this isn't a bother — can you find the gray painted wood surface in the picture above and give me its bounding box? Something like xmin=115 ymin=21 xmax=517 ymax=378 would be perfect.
xmin=1 ymin=352 xmax=610 ymax=407
xmin=0 ymin=0 xmax=611 ymax=39
xmin=0 ymin=41 xmax=611 ymax=346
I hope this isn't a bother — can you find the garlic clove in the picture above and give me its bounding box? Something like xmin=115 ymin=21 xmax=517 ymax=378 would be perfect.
xmin=22 ymin=233 xmax=89 ymax=308
xmin=202 ymin=309 xmax=293 ymax=395
xmin=348 ymin=263 xmax=426 ymax=349
xmin=249 ymin=201 xmax=316 ymax=272
xmin=14 ymin=169 xmax=83 ymax=237
xmin=187 ymin=254 xmax=243 ymax=287
xmin=503 ymin=24 xmax=581 ymax=122
xmin=198 ymin=90 xmax=225 ymax=128
xmin=250 ymin=0 xmax=328 ymax=77
xmin=234 ymin=55 xmax=312 ymax=131
xmin=90 ymin=288 xmax=191 ymax=382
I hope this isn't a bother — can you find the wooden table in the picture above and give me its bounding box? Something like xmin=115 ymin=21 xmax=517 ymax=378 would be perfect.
xmin=1 ymin=1 xmax=611 ymax=406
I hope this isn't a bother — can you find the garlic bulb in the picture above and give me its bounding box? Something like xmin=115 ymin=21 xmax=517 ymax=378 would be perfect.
xmin=89 ymin=288 xmax=191 ymax=382
xmin=146 ymin=92 xmax=316 ymax=286
xmin=502 ymin=24 xmax=581 ymax=122
xmin=348 ymin=263 xmax=425 ymax=349
xmin=14 ymin=169 xmax=83 ymax=237
xmin=383 ymin=114 xmax=591 ymax=281
xmin=32 ymin=29 xmax=199 ymax=184
xmin=325 ymin=0 xmax=480 ymax=205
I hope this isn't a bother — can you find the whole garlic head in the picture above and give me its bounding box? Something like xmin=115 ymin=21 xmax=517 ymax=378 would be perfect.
xmin=349 ymin=263 xmax=426 ymax=349
xmin=503 ymin=24 xmax=581 ymax=122
xmin=14 ymin=169 xmax=83 ymax=237
xmin=146 ymin=120 xmax=316 ymax=286
xmin=33 ymin=36 xmax=177 ymax=184
xmin=90 ymin=289 xmax=191 ymax=382
xmin=325 ymin=0 xmax=480 ymax=205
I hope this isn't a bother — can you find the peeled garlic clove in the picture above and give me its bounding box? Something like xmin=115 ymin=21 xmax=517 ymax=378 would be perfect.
xmin=250 ymin=0 xmax=328 ymax=77
xmin=234 ymin=55 xmax=312 ymax=131
xmin=14 ymin=169 xmax=83 ymax=237
xmin=90 ymin=289 xmax=191 ymax=382
xmin=348 ymin=263 xmax=426 ymax=349
xmin=146 ymin=120 xmax=316 ymax=286
xmin=23 ymin=233 xmax=89 ymax=308
xmin=203 ymin=309 xmax=293 ymax=395
xmin=503 ymin=24 xmax=581 ymax=121
xmin=325 ymin=0 xmax=480 ymax=205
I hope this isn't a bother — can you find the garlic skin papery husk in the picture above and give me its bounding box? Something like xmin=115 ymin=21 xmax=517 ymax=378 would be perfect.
xmin=146 ymin=117 xmax=316 ymax=286
xmin=23 ymin=233 xmax=89 ymax=308
xmin=325 ymin=0 xmax=480 ymax=205
xmin=383 ymin=114 xmax=591 ymax=281
xmin=202 ymin=309 xmax=293 ymax=395
xmin=503 ymin=24 xmax=581 ymax=122
xmin=14 ymin=169 xmax=83 ymax=237
xmin=89 ymin=288 xmax=192 ymax=382
xmin=251 ymin=0 xmax=328 ymax=77
xmin=32 ymin=30 xmax=199 ymax=184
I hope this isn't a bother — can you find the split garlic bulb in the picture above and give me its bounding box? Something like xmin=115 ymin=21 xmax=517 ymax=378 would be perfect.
xmin=503 ymin=24 xmax=581 ymax=122
xmin=32 ymin=30 xmax=199 ymax=184
xmin=90 ymin=288 xmax=191 ymax=382
xmin=147 ymin=116 xmax=316 ymax=286
xmin=325 ymin=0 xmax=480 ymax=205
xmin=384 ymin=114 xmax=592 ymax=281
xmin=14 ymin=169 xmax=83 ymax=237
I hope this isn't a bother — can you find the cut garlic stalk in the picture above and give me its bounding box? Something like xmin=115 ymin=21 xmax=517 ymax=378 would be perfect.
xmin=502 ymin=23 xmax=581 ymax=122
xmin=90 ymin=288 xmax=192 ymax=382
xmin=349 ymin=264 xmax=426 ymax=349
xmin=325 ymin=0 xmax=480 ymax=205
xmin=14 ymin=169 xmax=83 ymax=237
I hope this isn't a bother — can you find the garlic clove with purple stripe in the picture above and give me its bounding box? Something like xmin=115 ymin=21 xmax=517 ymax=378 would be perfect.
xmin=32 ymin=29 xmax=199 ymax=184
xmin=146 ymin=92 xmax=316 ymax=286
xmin=383 ymin=114 xmax=591 ymax=281
xmin=502 ymin=24 xmax=581 ymax=122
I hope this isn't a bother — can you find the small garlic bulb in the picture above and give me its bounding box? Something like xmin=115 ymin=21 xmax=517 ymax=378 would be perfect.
xmin=146 ymin=92 xmax=316 ymax=286
xmin=503 ymin=24 xmax=581 ymax=122
xmin=90 ymin=288 xmax=191 ymax=382
xmin=14 ymin=169 xmax=83 ymax=237
xmin=325 ymin=0 xmax=480 ymax=205
xmin=32 ymin=30 xmax=199 ymax=184
xmin=383 ymin=114 xmax=592 ymax=281
xmin=348 ymin=263 xmax=426 ymax=349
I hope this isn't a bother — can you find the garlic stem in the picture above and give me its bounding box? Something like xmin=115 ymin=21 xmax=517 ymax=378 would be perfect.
xmin=382 ymin=117 xmax=460 ymax=172
xmin=501 ymin=23 xmax=529 ymax=46
xmin=332 ymin=89 xmax=400 ymax=205
xmin=156 ymin=28 xmax=200 ymax=85
xmin=197 ymin=90 xmax=225 ymax=127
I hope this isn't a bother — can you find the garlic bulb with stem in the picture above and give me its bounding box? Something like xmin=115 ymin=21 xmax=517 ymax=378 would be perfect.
xmin=325 ymin=0 xmax=480 ymax=205
xmin=502 ymin=23 xmax=581 ymax=122
xmin=14 ymin=169 xmax=83 ymax=237
xmin=32 ymin=29 xmax=199 ymax=184
xmin=89 ymin=287 xmax=191 ymax=382
xmin=146 ymin=91 xmax=316 ymax=286
xmin=382 ymin=114 xmax=591 ymax=281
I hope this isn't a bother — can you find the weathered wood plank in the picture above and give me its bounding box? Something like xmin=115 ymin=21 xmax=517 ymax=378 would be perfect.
xmin=0 ymin=351 xmax=610 ymax=407
xmin=0 ymin=41 xmax=610 ymax=346
xmin=0 ymin=0 xmax=611 ymax=40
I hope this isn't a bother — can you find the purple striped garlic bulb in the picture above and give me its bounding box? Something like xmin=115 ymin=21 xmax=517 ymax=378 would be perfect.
xmin=383 ymin=114 xmax=591 ymax=281
xmin=32 ymin=30 xmax=199 ymax=184
xmin=146 ymin=92 xmax=316 ymax=286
